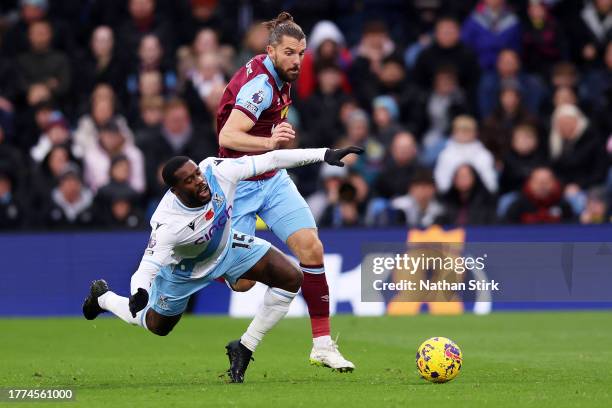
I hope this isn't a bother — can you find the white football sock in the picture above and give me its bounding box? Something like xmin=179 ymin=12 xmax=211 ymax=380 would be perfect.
xmin=313 ymin=335 xmax=332 ymax=349
xmin=240 ymin=287 xmax=297 ymax=352
xmin=97 ymin=291 xmax=147 ymax=328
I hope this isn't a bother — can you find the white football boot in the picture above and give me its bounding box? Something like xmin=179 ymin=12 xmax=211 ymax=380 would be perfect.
xmin=309 ymin=336 xmax=355 ymax=372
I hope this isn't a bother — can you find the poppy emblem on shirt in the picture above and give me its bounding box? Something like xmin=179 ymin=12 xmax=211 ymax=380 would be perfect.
xmin=252 ymin=90 xmax=264 ymax=104
xmin=205 ymin=209 xmax=215 ymax=221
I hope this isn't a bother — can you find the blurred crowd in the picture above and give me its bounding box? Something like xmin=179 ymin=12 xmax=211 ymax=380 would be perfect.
xmin=0 ymin=0 xmax=611 ymax=230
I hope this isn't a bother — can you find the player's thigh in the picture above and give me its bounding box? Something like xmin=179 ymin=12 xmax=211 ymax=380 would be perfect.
xmin=215 ymin=230 xmax=271 ymax=285
xmin=232 ymin=180 xmax=263 ymax=235
xmin=258 ymin=170 xmax=317 ymax=243
xmin=147 ymin=273 xmax=206 ymax=324
xmin=240 ymin=245 xmax=303 ymax=292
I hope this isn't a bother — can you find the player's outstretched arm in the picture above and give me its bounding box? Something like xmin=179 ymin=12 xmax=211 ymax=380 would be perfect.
xmin=215 ymin=147 xmax=363 ymax=185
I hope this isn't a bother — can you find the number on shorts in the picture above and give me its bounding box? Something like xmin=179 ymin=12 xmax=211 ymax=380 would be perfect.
xmin=232 ymin=232 xmax=253 ymax=249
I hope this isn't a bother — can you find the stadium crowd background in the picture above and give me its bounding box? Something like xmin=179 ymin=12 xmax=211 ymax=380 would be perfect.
xmin=0 ymin=0 xmax=611 ymax=230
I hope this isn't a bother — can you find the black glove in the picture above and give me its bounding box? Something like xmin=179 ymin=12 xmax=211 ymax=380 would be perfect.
xmin=129 ymin=288 xmax=149 ymax=318
xmin=324 ymin=146 xmax=364 ymax=167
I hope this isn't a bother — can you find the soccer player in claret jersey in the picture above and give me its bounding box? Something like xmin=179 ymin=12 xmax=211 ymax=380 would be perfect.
xmin=216 ymin=12 xmax=355 ymax=372
xmin=82 ymin=146 xmax=362 ymax=383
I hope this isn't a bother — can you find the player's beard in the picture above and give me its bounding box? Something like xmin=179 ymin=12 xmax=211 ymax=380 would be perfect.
xmin=273 ymin=57 xmax=300 ymax=82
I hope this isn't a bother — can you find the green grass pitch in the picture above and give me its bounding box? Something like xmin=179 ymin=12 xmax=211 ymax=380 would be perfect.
xmin=1 ymin=312 xmax=611 ymax=407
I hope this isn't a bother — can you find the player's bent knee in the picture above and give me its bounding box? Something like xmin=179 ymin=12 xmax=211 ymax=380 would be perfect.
xmin=292 ymin=231 xmax=324 ymax=263
xmin=285 ymin=264 xmax=303 ymax=293
xmin=150 ymin=325 xmax=173 ymax=337
xmin=146 ymin=310 xmax=179 ymax=336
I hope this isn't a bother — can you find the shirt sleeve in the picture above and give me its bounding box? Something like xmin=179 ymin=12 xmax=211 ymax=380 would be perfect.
xmin=234 ymin=74 xmax=274 ymax=122
xmin=138 ymin=223 xmax=177 ymax=272
xmin=210 ymin=148 xmax=327 ymax=185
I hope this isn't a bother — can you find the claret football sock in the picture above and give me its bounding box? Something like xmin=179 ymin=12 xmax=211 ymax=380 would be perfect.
xmin=240 ymin=287 xmax=297 ymax=352
xmin=300 ymin=264 xmax=331 ymax=339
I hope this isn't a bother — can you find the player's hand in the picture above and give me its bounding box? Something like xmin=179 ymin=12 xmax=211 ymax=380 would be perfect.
xmin=324 ymin=146 xmax=364 ymax=167
xmin=268 ymin=122 xmax=295 ymax=150
xmin=129 ymin=288 xmax=149 ymax=318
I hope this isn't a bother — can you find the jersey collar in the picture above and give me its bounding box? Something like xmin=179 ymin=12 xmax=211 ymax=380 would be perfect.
xmin=263 ymin=55 xmax=284 ymax=90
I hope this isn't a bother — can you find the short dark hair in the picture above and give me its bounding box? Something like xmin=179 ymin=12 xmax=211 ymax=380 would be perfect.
xmin=264 ymin=12 xmax=305 ymax=46
xmin=162 ymin=156 xmax=191 ymax=187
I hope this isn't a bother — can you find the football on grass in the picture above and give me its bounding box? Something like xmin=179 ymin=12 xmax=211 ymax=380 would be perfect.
xmin=416 ymin=337 xmax=463 ymax=383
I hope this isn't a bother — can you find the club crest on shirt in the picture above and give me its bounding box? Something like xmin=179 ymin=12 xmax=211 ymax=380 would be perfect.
xmin=205 ymin=209 xmax=215 ymax=221
xmin=148 ymin=233 xmax=157 ymax=248
xmin=252 ymin=90 xmax=264 ymax=104
xmin=212 ymin=193 xmax=224 ymax=205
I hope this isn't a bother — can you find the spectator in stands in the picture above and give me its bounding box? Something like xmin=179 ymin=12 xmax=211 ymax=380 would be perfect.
xmin=434 ymin=115 xmax=498 ymax=194
xmin=349 ymin=21 xmax=396 ymax=109
xmin=234 ymin=22 xmax=270 ymax=68
xmin=14 ymin=84 xmax=53 ymax=153
xmin=117 ymin=0 xmax=175 ymax=63
xmin=373 ymin=130 xmax=419 ymax=199
xmin=1 ymin=0 xmax=75 ymax=58
xmin=461 ymin=0 xmax=521 ymax=72
xmin=413 ymin=17 xmax=480 ymax=96
xmin=297 ymin=20 xmax=352 ymax=100
xmin=0 ymin=62 xmax=16 ymax=135
xmin=390 ymin=169 xmax=444 ymax=228
xmin=374 ymin=55 xmax=425 ymax=130
xmin=505 ymin=166 xmax=575 ymax=224
xmin=126 ymin=34 xmax=176 ymax=117
xmin=191 ymin=28 xmax=235 ymax=76
xmin=0 ymin=169 xmax=24 ymax=229
xmin=44 ymin=163 xmax=95 ymax=229
xmin=30 ymin=144 xmax=78 ymax=211
xmin=133 ymin=95 xmax=164 ymax=146
xmin=307 ymin=164 xmax=347 ymax=223
xmin=478 ymin=49 xmax=545 ymax=118
xmin=179 ymin=0 xmax=230 ymax=47
xmin=550 ymin=104 xmax=607 ymax=190
xmin=338 ymin=109 xmax=385 ymax=185
xmin=521 ymin=0 xmax=565 ymax=77
xmin=500 ymin=123 xmax=548 ymax=194
xmin=570 ymin=0 xmax=612 ymax=66
xmin=319 ymin=179 xmax=363 ymax=228
xmin=95 ymin=156 xmax=145 ymax=229
xmin=101 ymin=185 xmax=145 ymax=229
xmin=371 ymin=95 xmax=402 ymax=147
xmin=140 ymin=98 xmax=216 ymax=196
xmin=420 ymin=66 xmax=470 ymax=165
xmin=73 ymin=85 xmax=134 ymax=153
xmin=583 ymin=40 xmax=612 ymax=133
xmin=480 ymin=84 xmax=539 ymax=160
xmin=75 ymin=26 xmax=126 ymax=107
xmin=300 ymin=62 xmax=349 ymax=148
xmin=436 ymin=164 xmax=498 ymax=226
xmin=16 ymin=20 xmax=71 ymax=100
xmin=580 ymin=187 xmax=611 ymax=224
xmin=30 ymin=111 xmax=81 ymax=163
xmin=83 ymin=121 xmax=145 ymax=193
xmin=0 ymin=124 xmax=25 ymax=190
xmin=183 ymin=52 xmax=226 ymax=127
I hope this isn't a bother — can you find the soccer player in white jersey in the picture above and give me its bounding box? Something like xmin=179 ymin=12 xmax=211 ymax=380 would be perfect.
xmin=82 ymin=146 xmax=362 ymax=383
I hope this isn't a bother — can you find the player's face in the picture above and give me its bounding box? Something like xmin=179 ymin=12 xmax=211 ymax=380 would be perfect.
xmin=268 ymin=35 xmax=306 ymax=82
xmin=173 ymin=161 xmax=211 ymax=206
